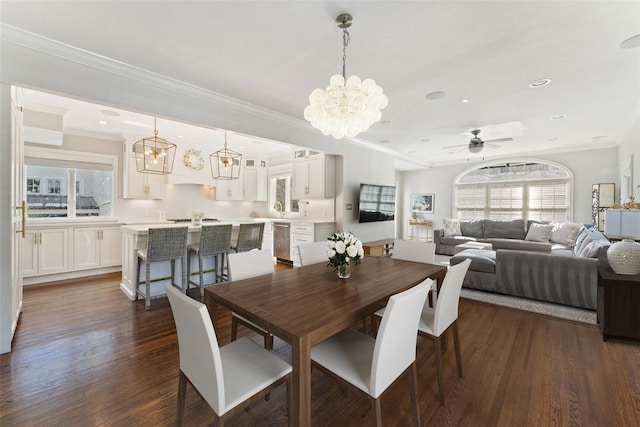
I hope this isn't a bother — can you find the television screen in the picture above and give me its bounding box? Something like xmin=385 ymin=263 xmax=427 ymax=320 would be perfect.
xmin=358 ymin=183 xmax=396 ymax=223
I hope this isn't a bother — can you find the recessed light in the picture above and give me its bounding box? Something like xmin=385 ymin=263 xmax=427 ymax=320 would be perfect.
xmin=98 ymin=120 xmax=107 ymax=125
xmin=100 ymin=109 xmax=120 ymax=117
xmin=529 ymin=78 xmax=551 ymax=88
xmin=620 ymin=34 xmax=640 ymax=49
xmin=380 ymin=120 xmax=391 ymax=125
xmin=425 ymin=91 xmax=446 ymax=100
xmin=461 ymin=99 xmax=469 ymax=103
xmin=550 ymin=114 xmax=565 ymax=120
xmin=177 ymin=135 xmax=184 ymax=138
xmin=421 ymin=138 xmax=430 ymax=143
xmin=379 ymin=139 xmax=391 ymax=144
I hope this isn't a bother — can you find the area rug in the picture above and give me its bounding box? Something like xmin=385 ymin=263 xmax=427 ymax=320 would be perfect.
xmin=460 ymin=288 xmax=597 ymax=325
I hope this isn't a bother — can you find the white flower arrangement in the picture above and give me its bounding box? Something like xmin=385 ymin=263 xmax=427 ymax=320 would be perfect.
xmin=326 ymin=231 xmax=364 ymax=270
xmin=188 ymin=209 xmax=205 ymax=219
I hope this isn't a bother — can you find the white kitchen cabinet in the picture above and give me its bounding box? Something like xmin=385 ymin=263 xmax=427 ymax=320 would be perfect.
xmin=291 ymin=222 xmax=335 ymax=267
xmin=124 ymin=155 xmax=165 ymax=199
xmin=215 ymin=176 xmax=244 ymax=200
xmin=292 ymin=154 xmax=335 ymax=199
xmin=23 ymin=228 xmax=70 ymax=277
xmin=73 ymin=225 xmax=122 ymax=271
xmin=243 ymin=158 xmax=268 ymax=201
xmin=261 ymin=220 xmax=273 ymax=257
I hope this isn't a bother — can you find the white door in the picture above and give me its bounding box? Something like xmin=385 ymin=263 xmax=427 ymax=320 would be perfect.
xmin=1 ymin=84 xmax=25 ymax=353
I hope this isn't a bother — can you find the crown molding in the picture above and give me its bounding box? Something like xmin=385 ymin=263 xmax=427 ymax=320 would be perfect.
xmin=0 ymin=24 xmax=310 ymax=130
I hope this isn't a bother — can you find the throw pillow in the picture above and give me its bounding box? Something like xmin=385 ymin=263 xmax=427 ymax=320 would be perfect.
xmin=525 ymin=223 xmax=554 ymax=242
xmin=550 ymin=222 xmax=581 ymax=246
xmin=443 ymin=218 xmax=461 ymax=237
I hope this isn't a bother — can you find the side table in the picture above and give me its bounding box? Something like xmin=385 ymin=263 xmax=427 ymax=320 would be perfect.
xmin=597 ymin=263 xmax=640 ymax=341
xmin=407 ymin=220 xmax=433 ymax=242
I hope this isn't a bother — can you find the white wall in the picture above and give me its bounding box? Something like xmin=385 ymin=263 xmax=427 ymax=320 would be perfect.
xmin=400 ymin=147 xmax=619 ymax=235
xmin=617 ymin=118 xmax=640 ymax=202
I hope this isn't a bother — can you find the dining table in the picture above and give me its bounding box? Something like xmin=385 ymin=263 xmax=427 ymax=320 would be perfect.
xmin=204 ymin=255 xmax=447 ymax=427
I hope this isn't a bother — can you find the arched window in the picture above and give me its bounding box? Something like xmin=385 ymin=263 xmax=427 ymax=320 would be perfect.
xmin=454 ymin=160 xmax=572 ymax=221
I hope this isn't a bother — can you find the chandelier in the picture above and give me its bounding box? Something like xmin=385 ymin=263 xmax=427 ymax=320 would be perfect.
xmin=210 ymin=132 xmax=242 ymax=180
xmin=132 ymin=117 xmax=177 ymax=174
xmin=304 ymin=13 xmax=388 ymax=139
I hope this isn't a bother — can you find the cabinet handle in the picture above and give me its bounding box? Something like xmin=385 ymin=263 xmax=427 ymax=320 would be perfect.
xmin=34 ymin=233 xmax=38 ymax=245
xmin=38 ymin=232 xmax=42 ymax=245
xmin=15 ymin=201 xmax=26 ymax=238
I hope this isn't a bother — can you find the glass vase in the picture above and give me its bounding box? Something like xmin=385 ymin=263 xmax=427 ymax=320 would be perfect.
xmin=338 ymin=262 xmax=351 ymax=279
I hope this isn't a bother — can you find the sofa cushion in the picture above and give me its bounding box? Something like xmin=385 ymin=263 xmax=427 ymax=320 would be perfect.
xmin=573 ymin=226 xmax=591 ymax=255
xmin=460 ymin=220 xmax=484 ymax=238
xmin=443 ymin=218 xmax=461 ymax=237
xmin=451 ymin=249 xmax=496 ymax=273
xmin=480 ymin=238 xmax=551 ymax=252
xmin=550 ymin=222 xmax=581 ymax=246
xmin=483 ymin=219 xmax=526 ymax=239
xmin=525 ymin=223 xmax=554 ymax=242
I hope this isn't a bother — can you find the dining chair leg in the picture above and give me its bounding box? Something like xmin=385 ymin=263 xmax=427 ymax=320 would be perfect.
xmin=371 ymin=396 xmax=383 ymax=427
xmin=433 ymin=336 xmax=445 ymax=405
xmin=176 ymin=370 xmax=187 ymax=427
xmin=230 ymin=316 xmax=238 ymax=342
xmin=452 ymin=320 xmax=463 ymax=377
xmin=266 ymin=334 xmax=274 ymax=351
xmin=409 ymin=362 xmax=421 ymax=427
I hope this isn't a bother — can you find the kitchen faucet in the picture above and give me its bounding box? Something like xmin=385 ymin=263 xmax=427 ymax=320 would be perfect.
xmin=274 ymin=201 xmax=285 ymax=218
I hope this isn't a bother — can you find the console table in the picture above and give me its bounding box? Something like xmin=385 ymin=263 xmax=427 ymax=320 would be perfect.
xmin=597 ymin=263 xmax=640 ymax=341
xmin=363 ymin=238 xmax=395 ymax=257
xmin=407 ymin=220 xmax=434 ymax=242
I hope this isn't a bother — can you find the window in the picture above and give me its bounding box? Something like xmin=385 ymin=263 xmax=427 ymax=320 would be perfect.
xmin=24 ymin=147 xmax=116 ymax=219
xmin=269 ymin=164 xmax=299 ymax=215
xmin=454 ymin=161 xmax=572 ymax=221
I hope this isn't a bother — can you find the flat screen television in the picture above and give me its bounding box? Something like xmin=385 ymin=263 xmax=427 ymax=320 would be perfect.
xmin=358 ymin=183 xmax=396 ymax=223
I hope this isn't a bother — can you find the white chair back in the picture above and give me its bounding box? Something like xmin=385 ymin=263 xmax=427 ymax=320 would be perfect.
xmin=165 ymin=284 xmax=226 ymax=414
xmin=228 ymin=250 xmax=274 ymax=281
xmin=392 ymin=240 xmax=436 ymax=264
xmin=298 ymin=241 xmax=328 ymax=266
xmin=370 ymin=278 xmax=431 ymax=398
xmin=433 ymin=258 xmax=471 ymax=336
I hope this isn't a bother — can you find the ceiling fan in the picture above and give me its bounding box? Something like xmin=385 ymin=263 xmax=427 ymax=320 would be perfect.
xmin=443 ymin=129 xmax=514 ymax=153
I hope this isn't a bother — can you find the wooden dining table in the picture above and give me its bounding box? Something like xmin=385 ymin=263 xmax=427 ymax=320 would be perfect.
xmin=204 ymin=255 xmax=447 ymax=427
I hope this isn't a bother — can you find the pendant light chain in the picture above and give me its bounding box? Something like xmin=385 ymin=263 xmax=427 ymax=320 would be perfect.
xmin=342 ymin=27 xmax=350 ymax=80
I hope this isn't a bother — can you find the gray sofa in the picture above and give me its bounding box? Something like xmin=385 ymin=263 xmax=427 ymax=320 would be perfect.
xmin=440 ymin=220 xmax=610 ymax=310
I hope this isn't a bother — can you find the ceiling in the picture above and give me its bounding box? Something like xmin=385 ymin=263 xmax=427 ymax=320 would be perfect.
xmin=2 ymin=1 xmax=639 ymax=170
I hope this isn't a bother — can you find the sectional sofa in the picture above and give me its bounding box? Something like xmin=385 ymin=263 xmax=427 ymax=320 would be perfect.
xmin=434 ymin=219 xmax=610 ymax=310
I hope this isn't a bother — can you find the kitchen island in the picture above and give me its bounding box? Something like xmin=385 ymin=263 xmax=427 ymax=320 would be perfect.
xmin=119 ymin=220 xmax=267 ymax=301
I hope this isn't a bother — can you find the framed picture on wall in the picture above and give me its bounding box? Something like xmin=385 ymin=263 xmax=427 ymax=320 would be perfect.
xmin=411 ymin=193 xmax=434 ymax=214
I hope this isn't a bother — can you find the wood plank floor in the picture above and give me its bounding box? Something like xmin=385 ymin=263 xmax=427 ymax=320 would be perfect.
xmin=1 ymin=271 xmax=639 ymax=426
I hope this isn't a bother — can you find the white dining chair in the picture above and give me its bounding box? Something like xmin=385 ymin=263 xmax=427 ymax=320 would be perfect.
xmin=227 ymin=250 xmax=275 ymax=350
xmin=418 ymin=257 xmax=470 ymax=405
xmin=164 ymin=284 xmax=292 ymax=426
xmin=310 ymin=279 xmax=431 ymax=427
xmin=375 ymin=257 xmax=471 ymax=405
xmin=297 ymin=241 xmax=328 ymax=266
xmin=392 ymin=239 xmax=436 ymax=264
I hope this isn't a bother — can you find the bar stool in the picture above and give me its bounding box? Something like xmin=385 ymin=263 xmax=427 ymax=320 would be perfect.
xmin=187 ymin=224 xmax=232 ymax=297
xmin=230 ymin=222 xmax=265 ymax=253
xmin=136 ymin=226 xmax=189 ymax=310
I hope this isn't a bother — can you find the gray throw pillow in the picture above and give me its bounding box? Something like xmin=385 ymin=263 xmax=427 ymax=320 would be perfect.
xmin=525 ymin=223 xmax=554 ymax=242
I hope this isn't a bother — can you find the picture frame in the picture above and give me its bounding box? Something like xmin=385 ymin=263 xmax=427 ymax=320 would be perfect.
xmin=411 ymin=193 xmax=434 ymax=214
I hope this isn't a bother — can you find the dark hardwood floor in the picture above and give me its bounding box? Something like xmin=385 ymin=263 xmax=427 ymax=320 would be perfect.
xmin=1 ymin=271 xmax=639 ymax=426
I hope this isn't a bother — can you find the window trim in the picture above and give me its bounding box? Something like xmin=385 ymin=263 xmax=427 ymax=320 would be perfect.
xmin=452 ymin=158 xmax=574 ymax=221
xmin=24 ymin=146 xmax=118 ymax=222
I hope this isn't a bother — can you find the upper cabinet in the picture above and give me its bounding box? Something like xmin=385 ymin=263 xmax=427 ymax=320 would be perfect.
xmin=123 ymin=155 xmax=165 ymax=199
xmin=243 ymin=158 xmax=268 ymax=201
xmin=292 ymin=153 xmax=335 ymax=199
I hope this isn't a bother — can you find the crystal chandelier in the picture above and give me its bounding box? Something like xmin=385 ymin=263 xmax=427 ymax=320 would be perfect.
xmin=132 ymin=117 xmax=177 ymax=174
xmin=304 ymin=13 xmax=388 ymax=139
xmin=210 ymin=132 xmax=242 ymax=180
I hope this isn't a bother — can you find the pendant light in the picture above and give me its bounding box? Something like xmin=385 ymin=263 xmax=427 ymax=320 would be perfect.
xmin=304 ymin=13 xmax=388 ymax=139
xmin=210 ymin=132 xmax=242 ymax=180
xmin=132 ymin=117 xmax=177 ymax=174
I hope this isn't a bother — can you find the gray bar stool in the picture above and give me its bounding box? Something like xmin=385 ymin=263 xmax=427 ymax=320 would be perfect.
xmin=187 ymin=224 xmax=233 ymax=297
xmin=230 ymin=222 xmax=265 ymax=253
xmin=136 ymin=226 xmax=189 ymax=310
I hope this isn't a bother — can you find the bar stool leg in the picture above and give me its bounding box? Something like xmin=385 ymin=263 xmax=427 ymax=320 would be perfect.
xmin=145 ymin=261 xmax=151 ymax=310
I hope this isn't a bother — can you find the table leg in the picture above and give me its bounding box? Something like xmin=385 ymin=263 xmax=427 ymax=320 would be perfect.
xmin=291 ymin=335 xmax=312 ymax=427
xmin=203 ymin=292 xmax=219 ymax=328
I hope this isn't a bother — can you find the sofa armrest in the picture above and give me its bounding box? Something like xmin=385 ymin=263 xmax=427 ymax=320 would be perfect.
xmin=496 ymin=249 xmax=598 ymax=309
xmin=434 ymin=229 xmax=445 ymax=253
